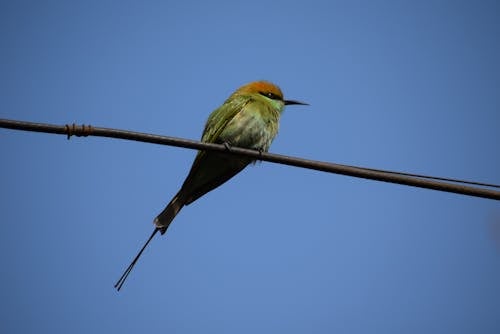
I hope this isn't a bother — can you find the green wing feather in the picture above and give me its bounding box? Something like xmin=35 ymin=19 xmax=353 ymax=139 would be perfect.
xmin=178 ymin=95 xmax=252 ymax=204
xmin=186 ymin=95 xmax=250 ymax=170
xmin=201 ymin=95 xmax=250 ymax=143
xmin=154 ymin=96 xmax=251 ymax=233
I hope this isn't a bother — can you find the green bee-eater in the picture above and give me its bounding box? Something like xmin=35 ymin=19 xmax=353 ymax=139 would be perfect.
xmin=115 ymin=81 xmax=307 ymax=290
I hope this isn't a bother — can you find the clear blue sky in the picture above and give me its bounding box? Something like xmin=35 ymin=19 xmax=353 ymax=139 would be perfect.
xmin=1 ymin=1 xmax=499 ymax=333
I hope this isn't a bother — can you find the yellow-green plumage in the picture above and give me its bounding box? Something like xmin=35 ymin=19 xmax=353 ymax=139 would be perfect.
xmin=155 ymin=83 xmax=285 ymax=234
xmin=115 ymin=80 xmax=306 ymax=290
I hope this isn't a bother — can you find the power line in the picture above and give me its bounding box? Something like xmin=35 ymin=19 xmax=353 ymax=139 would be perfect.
xmin=1 ymin=118 xmax=499 ymax=200
xmin=356 ymin=166 xmax=500 ymax=189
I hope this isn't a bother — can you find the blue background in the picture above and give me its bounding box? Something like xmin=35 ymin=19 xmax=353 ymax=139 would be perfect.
xmin=1 ymin=1 xmax=499 ymax=333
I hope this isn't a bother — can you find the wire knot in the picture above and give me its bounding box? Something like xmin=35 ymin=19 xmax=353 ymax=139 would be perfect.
xmin=65 ymin=123 xmax=94 ymax=140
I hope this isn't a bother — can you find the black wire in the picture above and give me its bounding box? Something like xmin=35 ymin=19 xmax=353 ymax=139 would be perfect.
xmin=356 ymin=166 xmax=500 ymax=189
xmin=1 ymin=118 xmax=499 ymax=200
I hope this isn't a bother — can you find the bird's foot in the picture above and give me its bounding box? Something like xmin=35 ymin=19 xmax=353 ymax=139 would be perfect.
xmin=223 ymin=142 xmax=232 ymax=152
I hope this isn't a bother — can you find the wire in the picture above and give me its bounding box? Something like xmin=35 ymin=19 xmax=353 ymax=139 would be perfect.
xmin=1 ymin=118 xmax=499 ymax=200
xmin=355 ymin=166 xmax=500 ymax=189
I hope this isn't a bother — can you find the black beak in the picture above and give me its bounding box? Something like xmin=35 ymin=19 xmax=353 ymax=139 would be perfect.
xmin=284 ymin=99 xmax=308 ymax=106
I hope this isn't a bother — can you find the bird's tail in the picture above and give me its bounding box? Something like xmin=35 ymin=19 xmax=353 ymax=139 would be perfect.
xmin=154 ymin=191 xmax=185 ymax=235
xmin=114 ymin=192 xmax=185 ymax=291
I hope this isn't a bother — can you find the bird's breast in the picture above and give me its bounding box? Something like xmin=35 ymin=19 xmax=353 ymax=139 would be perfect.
xmin=219 ymin=108 xmax=279 ymax=151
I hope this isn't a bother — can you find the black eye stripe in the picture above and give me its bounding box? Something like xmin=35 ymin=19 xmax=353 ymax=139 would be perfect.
xmin=259 ymin=91 xmax=281 ymax=100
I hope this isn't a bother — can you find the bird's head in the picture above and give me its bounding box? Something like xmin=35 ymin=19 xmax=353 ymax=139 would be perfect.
xmin=234 ymin=81 xmax=308 ymax=107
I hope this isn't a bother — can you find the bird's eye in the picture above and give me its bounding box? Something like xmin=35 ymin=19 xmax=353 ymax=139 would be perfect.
xmin=260 ymin=91 xmax=281 ymax=100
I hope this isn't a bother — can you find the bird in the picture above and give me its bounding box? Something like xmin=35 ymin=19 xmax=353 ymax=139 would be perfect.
xmin=115 ymin=80 xmax=307 ymax=290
